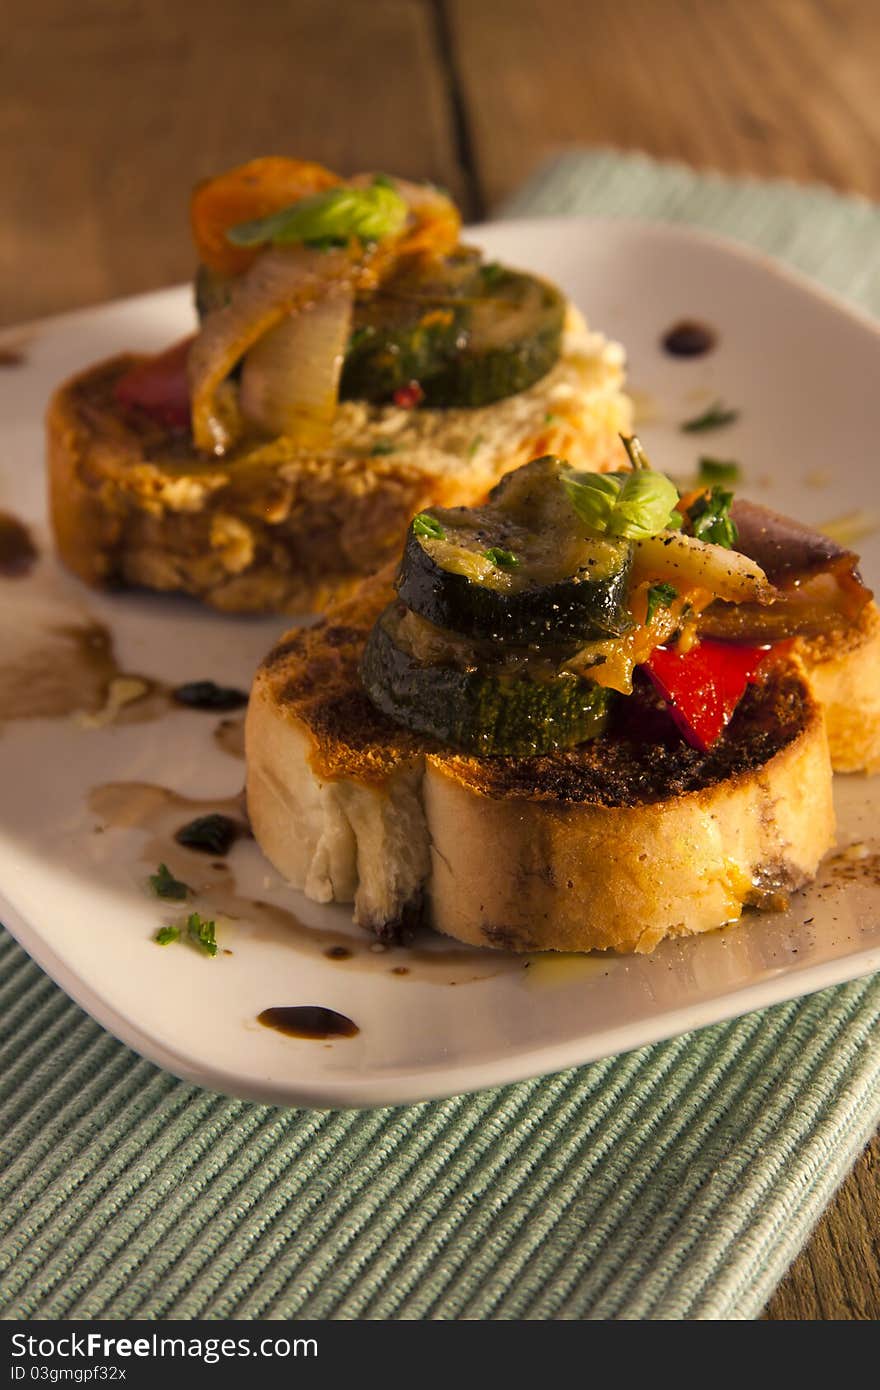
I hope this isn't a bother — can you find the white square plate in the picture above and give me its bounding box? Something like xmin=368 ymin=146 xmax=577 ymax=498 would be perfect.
xmin=2 ymin=216 xmax=879 ymax=1108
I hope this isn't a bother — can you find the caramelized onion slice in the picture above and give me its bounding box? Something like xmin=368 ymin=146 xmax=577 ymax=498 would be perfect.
xmin=188 ymin=244 xmax=358 ymax=454
xmin=239 ymin=284 xmax=353 ymax=447
xmin=631 ymin=530 xmax=771 ymax=605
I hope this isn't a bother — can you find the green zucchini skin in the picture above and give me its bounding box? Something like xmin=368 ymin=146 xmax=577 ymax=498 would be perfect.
xmin=360 ymin=604 xmax=613 ymax=756
xmin=397 ymin=526 xmax=632 ymax=644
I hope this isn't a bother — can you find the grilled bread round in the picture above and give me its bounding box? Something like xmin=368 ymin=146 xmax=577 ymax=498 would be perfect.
xmin=47 ymin=310 xmax=630 ymax=614
xmin=797 ymin=599 xmax=880 ymax=773
xmin=245 ymin=572 xmax=836 ymax=954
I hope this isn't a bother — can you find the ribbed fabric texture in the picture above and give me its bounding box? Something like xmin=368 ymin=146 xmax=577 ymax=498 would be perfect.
xmin=3 ymin=151 xmax=880 ymax=1321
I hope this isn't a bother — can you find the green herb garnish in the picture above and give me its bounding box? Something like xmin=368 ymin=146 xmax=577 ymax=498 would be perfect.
xmin=646 ymin=582 xmax=678 ymax=624
xmin=370 ymin=439 xmax=395 ymax=456
xmin=697 ymin=456 xmax=741 ymax=484
xmin=149 ymin=863 xmax=191 ymax=901
xmin=480 ymin=261 xmax=508 ymax=287
xmin=688 ymin=485 xmax=739 ymax=549
xmin=348 ymin=325 xmax=373 ymax=353
xmin=681 ymin=401 xmax=739 ymax=433
xmin=484 ymin=547 xmax=519 ymax=569
xmin=467 ymin=434 xmax=484 ymax=458
xmin=564 ymin=439 xmax=680 ymax=540
xmin=619 ymin=435 xmax=653 ymax=471
xmin=412 ymin=513 xmax=445 ymax=540
xmin=226 ymin=178 xmax=408 ymax=250
xmin=186 ymin=912 xmax=218 ymax=957
xmin=154 ymin=925 xmax=180 ymax=946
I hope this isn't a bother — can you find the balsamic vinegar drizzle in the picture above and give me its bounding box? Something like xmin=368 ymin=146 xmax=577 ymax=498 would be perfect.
xmin=0 ymin=511 xmax=37 ymax=577
xmin=89 ymin=781 xmax=512 ymax=985
xmin=258 ymin=1006 xmax=360 ymax=1040
xmin=172 ymin=680 xmax=248 ymax=711
xmin=661 ymin=319 xmax=717 ymax=357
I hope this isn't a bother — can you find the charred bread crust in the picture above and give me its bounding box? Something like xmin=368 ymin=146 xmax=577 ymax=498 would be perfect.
xmin=47 ymin=314 xmax=631 ymax=614
xmin=246 ymin=574 xmax=836 ymax=953
xmin=796 ymin=598 xmax=880 ymax=773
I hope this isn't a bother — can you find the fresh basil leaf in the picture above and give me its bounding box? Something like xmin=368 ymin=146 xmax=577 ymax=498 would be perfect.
xmin=226 ymin=181 xmax=408 ymax=249
xmin=563 ymin=472 xmax=623 ymax=534
xmin=608 ymin=470 xmax=681 ymax=539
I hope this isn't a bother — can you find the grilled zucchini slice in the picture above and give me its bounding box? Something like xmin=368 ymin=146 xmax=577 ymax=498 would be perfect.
xmin=397 ymin=455 xmax=633 ymax=644
xmin=361 ymin=602 xmax=613 ymax=756
xmin=340 ymin=253 xmax=565 ymax=407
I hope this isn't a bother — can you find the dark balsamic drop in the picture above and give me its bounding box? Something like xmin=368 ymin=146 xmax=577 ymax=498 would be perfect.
xmin=0 ymin=512 xmax=37 ymax=576
xmin=324 ymin=945 xmax=353 ymax=960
xmin=661 ymin=320 xmax=716 ymax=357
xmin=172 ymin=680 xmax=248 ymax=711
xmin=258 ymin=1006 xmax=359 ymax=1040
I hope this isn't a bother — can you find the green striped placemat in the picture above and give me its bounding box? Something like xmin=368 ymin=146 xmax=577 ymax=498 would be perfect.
xmin=3 ymin=150 xmax=880 ymax=1321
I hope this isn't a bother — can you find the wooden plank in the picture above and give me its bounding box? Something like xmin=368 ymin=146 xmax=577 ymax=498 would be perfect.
xmin=447 ymin=0 xmax=880 ymax=207
xmin=765 ymin=1139 xmax=880 ymax=1320
xmin=0 ymin=0 xmax=465 ymax=324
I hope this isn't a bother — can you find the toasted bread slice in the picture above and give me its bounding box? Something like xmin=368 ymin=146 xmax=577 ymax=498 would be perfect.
xmin=48 ymin=310 xmax=631 ymax=614
xmin=245 ymin=573 xmax=835 ymax=953
xmin=796 ymin=599 xmax=880 ymax=773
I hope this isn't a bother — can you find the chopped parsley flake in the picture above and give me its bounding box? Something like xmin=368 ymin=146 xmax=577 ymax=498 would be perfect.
xmin=412 ymin=513 xmax=445 ymax=540
xmin=697 ymin=456 xmax=741 ymax=484
xmin=186 ymin=912 xmax=218 ymax=957
xmin=646 ymin=582 xmax=678 ymax=624
xmin=484 ymin=547 xmax=519 ymax=569
xmin=149 ymin=863 xmax=191 ymax=901
xmin=681 ymin=401 xmax=739 ymax=433
xmin=688 ymin=486 xmax=739 ymax=549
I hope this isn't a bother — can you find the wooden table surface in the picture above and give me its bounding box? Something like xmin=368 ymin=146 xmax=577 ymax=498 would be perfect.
xmin=3 ymin=0 xmax=878 ymax=1319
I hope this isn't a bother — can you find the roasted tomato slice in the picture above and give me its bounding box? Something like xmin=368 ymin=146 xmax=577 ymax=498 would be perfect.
xmin=114 ymin=337 xmax=193 ymax=431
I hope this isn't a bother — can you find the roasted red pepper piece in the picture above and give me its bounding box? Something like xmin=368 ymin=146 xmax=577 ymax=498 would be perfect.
xmin=645 ymin=640 xmax=768 ymax=751
xmin=114 ymin=336 xmax=193 ymax=431
xmin=392 ymin=380 xmax=425 ymax=409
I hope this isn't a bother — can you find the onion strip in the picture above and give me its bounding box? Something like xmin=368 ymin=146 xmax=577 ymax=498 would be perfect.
xmin=239 ymin=284 xmax=354 ymax=447
xmin=188 ymin=244 xmax=358 ymax=454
